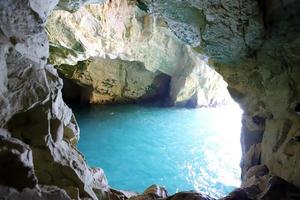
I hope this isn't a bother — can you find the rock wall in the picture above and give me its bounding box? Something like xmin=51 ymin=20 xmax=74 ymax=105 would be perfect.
xmin=46 ymin=0 xmax=231 ymax=107
xmin=0 ymin=0 xmax=109 ymax=199
xmin=57 ymin=57 xmax=171 ymax=104
xmin=137 ymin=0 xmax=300 ymax=198
xmin=214 ymin=1 xmax=300 ymax=191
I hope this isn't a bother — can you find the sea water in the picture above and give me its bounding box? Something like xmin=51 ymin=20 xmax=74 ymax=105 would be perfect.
xmin=73 ymin=103 xmax=243 ymax=198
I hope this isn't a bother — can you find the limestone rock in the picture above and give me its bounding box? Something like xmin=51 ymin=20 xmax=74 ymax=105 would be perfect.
xmin=57 ymin=57 xmax=171 ymax=104
xmin=0 ymin=0 xmax=109 ymax=199
xmin=137 ymin=0 xmax=264 ymax=62
xmin=47 ymin=0 xmax=231 ymax=107
xmin=165 ymin=191 xmax=215 ymax=200
xmin=213 ymin=0 xmax=300 ymax=188
xmin=1 ymin=0 xmax=300 ymax=199
xmin=241 ymin=144 xmax=262 ymax=177
xmin=143 ymin=184 xmax=168 ymax=198
xmin=109 ymin=188 xmax=138 ymax=200
xmin=128 ymin=184 xmax=168 ymax=200
xmin=259 ymin=176 xmax=300 ymax=200
xmin=0 ymin=134 xmax=37 ymax=190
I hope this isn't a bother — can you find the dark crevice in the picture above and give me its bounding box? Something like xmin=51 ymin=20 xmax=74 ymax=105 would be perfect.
xmin=59 ymin=72 xmax=93 ymax=105
xmin=295 ymin=103 xmax=300 ymax=114
xmin=252 ymin=115 xmax=266 ymax=126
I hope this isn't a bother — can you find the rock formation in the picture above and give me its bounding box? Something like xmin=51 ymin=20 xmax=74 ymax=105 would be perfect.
xmin=46 ymin=0 xmax=231 ymax=107
xmin=135 ymin=0 xmax=300 ymax=196
xmin=57 ymin=57 xmax=170 ymax=104
xmin=0 ymin=0 xmax=300 ymax=199
xmin=0 ymin=1 xmax=109 ymax=199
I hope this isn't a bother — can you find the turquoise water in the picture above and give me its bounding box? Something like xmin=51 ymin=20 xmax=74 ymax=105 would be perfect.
xmin=73 ymin=103 xmax=243 ymax=198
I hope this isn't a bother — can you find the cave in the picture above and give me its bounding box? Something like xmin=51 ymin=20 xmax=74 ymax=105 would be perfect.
xmin=0 ymin=0 xmax=300 ymax=200
xmin=48 ymin=2 xmax=242 ymax=197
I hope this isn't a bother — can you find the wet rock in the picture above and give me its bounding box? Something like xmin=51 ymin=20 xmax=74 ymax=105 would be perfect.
xmin=127 ymin=185 xmax=167 ymax=200
xmin=240 ymin=164 xmax=300 ymax=199
xmin=220 ymin=189 xmax=250 ymax=200
xmin=109 ymin=188 xmax=138 ymax=200
xmin=241 ymin=165 xmax=270 ymax=199
xmin=143 ymin=184 xmax=168 ymax=198
xmin=165 ymin=191 xmax=215 ymax=200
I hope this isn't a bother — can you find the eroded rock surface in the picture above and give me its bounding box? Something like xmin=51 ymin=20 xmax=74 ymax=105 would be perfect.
xmin=57 ymin=57 xmax=171 ymax=104
xmin=0 ymin=185 xmax=72 ymax=200
xmin=47 ymin=0 xmax=231 ymax=107
xmin=137 ymin=0 xmax=264 ymax=62
xmin=214 ymin=2 xmax=300 ymax=187
xmin=1 ymin=0 xmax=300 ymax=199
xmin=0 ymin=0 xmax=109 ymax=199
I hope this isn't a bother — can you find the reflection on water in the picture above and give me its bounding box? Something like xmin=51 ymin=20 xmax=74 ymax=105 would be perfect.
xmin=73 ymin=103 xmax=243 ymax=198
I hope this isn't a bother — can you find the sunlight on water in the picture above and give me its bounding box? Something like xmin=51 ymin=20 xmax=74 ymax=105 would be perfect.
xmin=184 ymin=104 xmax=243 ymax=197
xmin=73 ymin=102 xmax=243 ymax=198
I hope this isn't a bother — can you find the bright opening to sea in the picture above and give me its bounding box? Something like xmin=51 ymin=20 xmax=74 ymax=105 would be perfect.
xmin=73 ymin=103 xmax=243 ymax=198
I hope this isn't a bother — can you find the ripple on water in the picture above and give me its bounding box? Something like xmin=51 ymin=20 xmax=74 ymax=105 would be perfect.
xmin=73 ymin=103 xmax=243 ymax=198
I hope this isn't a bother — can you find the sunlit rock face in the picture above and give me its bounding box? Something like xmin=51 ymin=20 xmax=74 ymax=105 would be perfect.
xmin=214 ymin=0 xmax=300 ymax=191
xmin=137 ymin=0 xmax=300 ymax=198
xmin=0 ymin=0 xmax=109 ymax=199
xmin=46 ymin=0 xmax=231 ymax=107
xmin=57 ymin=57 xmax=170 ymax=104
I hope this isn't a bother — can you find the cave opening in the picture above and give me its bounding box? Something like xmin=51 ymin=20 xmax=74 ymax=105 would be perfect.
xmin=46 ymin=0 xmax=244 ymax=199
xmin=1 ymin=0 xmax=300 ymax=199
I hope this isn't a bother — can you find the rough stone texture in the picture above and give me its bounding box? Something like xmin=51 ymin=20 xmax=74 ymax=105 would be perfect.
xmin=215 ymin=6 xmax=300 ymax=188
xmin=109 ymin=188 xmax=138 ymax=200
xmin=165 ymin=191 xmax=215 ymax=200
xmin=46 ymin=0 xmax=231 ymax=107
xmin=238 ymin=164 xmax=300 ymax=200
xmin=57 ymin=0 xmax=105 ymax=12
xmin=220 ymin=189 xmax=250 ymax=200
xmin=137 ymin=0 xmax=264 ymax=62
xmin=143 ymin=184 xmax=168 ymax=198
xmin=57 ymin=57 xmax=171 ymax=104
xmin=170 ymin=49 xmax=231 ymax=107
xmin=128 ymin=184 xmax=168 ymax=200
xmin=0 ymin=185 xmax=72 ymax=200
xmin=0 ymin=0 xmax=109 ymax=199
xmin=211 ymin=0 xmax=300 ymax=191
xmin=131 ymin=0 xmax=300 ymax=197
xmin=0 ymin=131 xmax=37 ymax=190
xmin=1 ymin=0 xmax=300 ymax=199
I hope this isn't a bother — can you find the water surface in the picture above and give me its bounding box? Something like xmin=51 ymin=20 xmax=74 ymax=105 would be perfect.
xmin=73 ymin=103 xmax=242 ymax=198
